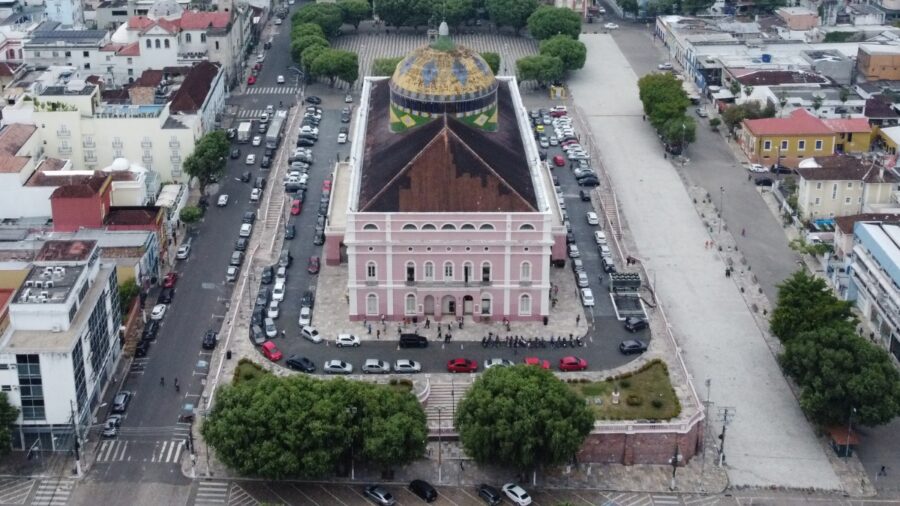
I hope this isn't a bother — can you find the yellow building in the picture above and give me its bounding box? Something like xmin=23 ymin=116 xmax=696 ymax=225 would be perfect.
xmin=740 ymin=109 xmax=872 ymax=168
xmin=795 ymin=156 xmax=899 ymax=220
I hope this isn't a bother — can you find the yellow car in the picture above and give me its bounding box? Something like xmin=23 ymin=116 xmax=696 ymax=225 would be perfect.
xmin=535 ymin=124 xmax=545 ymax=133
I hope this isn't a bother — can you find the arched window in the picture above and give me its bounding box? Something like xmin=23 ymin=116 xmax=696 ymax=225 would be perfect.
xmin=461 ymin=223 xmax=476 ymax=230
xmin=520 ymin=261 xmax=532 ymax=281
xmin=481 ymin=262 xmax=491 ymax=282
xmin=405 ymin=294 xmax=416 ymax=315
xmin=363 ymin=223 xmax=378 ymax=230
xmin=479 ymin=223 xmax=495 ymax=230
xmin=145 ymin=39 xmax=151 ymax=48
xmin=164 ymin=39 xmax=170 ymax=48
xmin=366 ymin=293 xmax=378 ymax=315
xmin=443 ymin=261 xmax=454 ymax=280
xmin=424 ymin=262 xmax=434 ymax=281
xmin=463 ymin=262 xmax=473 ymax=283
xmin=402 ymin=223 xmax=417 ymax=231
xmin=366 ymin=262 xmax=376 ymax=280
xmin=200 ymin=33 xmax=206 ymax=43
xmin=519 ymin=223 xmax=535 ymax=231
xmin=441 ymin=223 xmax=456 ymax=231
xmin=405 ymin=261 xmax=415 ymax=283
xmin=155 ymin=39 xmax=160 ymax=48
xmin=519 ymin=294 xmax=532 ymax=315
xmin=421 ymin=223 xmax=436 ymax=230
xmin=185 ymin=33 xmax=192 ymax=43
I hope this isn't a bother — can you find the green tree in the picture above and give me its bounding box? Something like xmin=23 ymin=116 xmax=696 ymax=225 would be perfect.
xmin=789 ymin=237 xmax=832 ymax=256
xmin=637 ymin=72 xmax=689 ymax=130
xmin=709 ymin=117 xmax=721 ymax=130
xmin=485 ymin=0 xmax=539 ymax=34
xmin=357 ymin=384 xmax=427 ymax=472
xmin=539 ymin=35 xmax=587 ymax=72
xmin=291 ymin=22 xmax=326 ymax=41
xmin=372 ymin=56 xmax=404 ymax=76
xmin=377 ymin=0 xmax=414 ymax=28
xmin=719 ymin=101 xmax=774 ymax=134
xmin=0 ymin=393 xmax=17 ymax=457
xmin=516 ymin=54 xmax=564 ymax=86
xmin=339 ymin=0 xmax=371 ymax=30
xmin=183 ymin=130 xmax=229 ymax=194
xmin=443 ymin=0 xmax=475 ymax=30
xmin=812 ymin=95 xmax=824 ymax=111
xmin=618 ymin=0 xmax=639 ymax=16
xmin=660 ymin=116 xmax=696 ymax=148
xmin=781 ymin=325 xmax=900 ymax=427
xmin=291 ymin=35 xmax=330 ymax=64
xmin=311 ymin=49 xmax=359 ymax=87
xmin=118 ymin=278 xmax=139 ymax=316
xmin=179 ymin=206 xmax=203 ymax=225
xmin=292 ymin=3 xmax=345 ymax=36
xmin=527 ymin=6 xmax=582 ymax=40
xmin=456 ymin=366 xmax=593 ymax=472
xmin=301 ymin=44 xmax=329 ymax=76
xmin=770 ymin=270 xmax=856 ymax=343
xmin=480 ymin=51 xmax=500 ymax=74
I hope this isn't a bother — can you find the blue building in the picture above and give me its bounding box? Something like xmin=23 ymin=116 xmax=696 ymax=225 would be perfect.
xmin=849 ymin=221 xmax=900 ymax=361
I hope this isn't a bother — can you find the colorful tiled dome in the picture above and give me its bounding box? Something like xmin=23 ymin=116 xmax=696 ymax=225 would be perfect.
xmin=389 ymin=24 xmax=497 ymax=118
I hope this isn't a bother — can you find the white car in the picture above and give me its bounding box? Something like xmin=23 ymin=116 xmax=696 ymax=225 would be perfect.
xmin=150 ymin=304 xmax=167 ymax=320
xmin=335 ymin=334 xmax=360 ymax=348
xmin=264 ymin=317 xmax=277 ymax=338
xmin=176 ymin=243 xmax=191 ymax=259
xmin=246 ymin=154 xmax=257 ymax=165
xmin=581 ymin=288 xmax=595 ymax=307
xmin=251 ymin=136 xmax=262 ymax=147
xmin=604 ymin=22 xmax=619 ymax=29
xmin=250 ymin=188 xmax=261 ymax=203
xmin=267 ymin=300 xmax=280 ymax=319
xmin=749 ymin=163 xmax=768 ymax=173
xmin=324 ymin=360 xmax=353 ymax=374
xmin=362 ymin=359 xmax=390 ymax=374
xmin=274 ymin=17 xmax=282 ymax=25
xmin=502 ymin=483 xmax=533 ymax=506
xmin=337 ymin=132 xmax=347 ymax=144
xmin=271 ymin=280 xmax=285 ymax=301
xmin=276 ymin=266 xmax=287 ymax=281
xmin=658 ymin=62 xmax=673 ymax=70
xmin=577 ymin=271 xmax=590 ymax=287
xmin=256 ymin=53 xmax=265 ymax=63
xmin=217 ymin=194 xmax=229 ymax=207
xmin=239 ymin=223 xmax=252 ymax=237
xmin=594 ymin=231 xmax=607 ymax=245
xmin=393 ymin=359 xmax=421 ymax=373
xmin=298 ymin=306 xmax=311 ymax=326
xmin=485 ymin=358 xmax=514 ymax=369
xmin=568 ymin=244 xmax=580 ymax=258
xmin=586 ymin=211 xmax=599 ymax=225
xmin=600 ymin=244 xmax=612 ymax=257
xmin=300 ymin=325 xmax=322 ymax=343
xmin=277 ymin=75 xmax=285 ymax=84
xmin=226 ymin=265 xmax=239 ymax=282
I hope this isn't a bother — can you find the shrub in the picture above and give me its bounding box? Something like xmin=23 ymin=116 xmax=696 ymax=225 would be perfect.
xmin=619 ymin=379 xmax=631 ymax=389
xmin=651 ymin=399 xmax=664 ymax=409
xmin=626 ymin=395 xmax=643 ymax=406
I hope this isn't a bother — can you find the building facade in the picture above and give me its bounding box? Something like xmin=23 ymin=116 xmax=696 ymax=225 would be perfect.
xmin=849 ymin=221 xmax=900 ymax=361
xmin=795 ymin=156 xmax=900 ymax=219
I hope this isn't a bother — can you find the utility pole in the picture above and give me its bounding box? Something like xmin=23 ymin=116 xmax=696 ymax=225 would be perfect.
xmin=717 ymin=407 xmax=735 ymax=467
xmin=669 ymin=442 xmax=682 ymax=491
xmin=70 ymin=401 xmax=82 ymax=477
xmin=436 ymin=406 xmax=444 ymax=484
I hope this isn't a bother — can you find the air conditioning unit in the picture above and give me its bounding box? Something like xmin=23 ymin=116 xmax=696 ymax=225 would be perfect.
xmin=40 ymin=291 xmax=48 ymax=298
xmin=44 ymin=280 xmax=53 ymax=288
xmin=27 ymin=295 xmax=37 ymax=303
xmin=33 ymin=280 xmax=42 ymax=288
xmin=24 ymin=280 xmax=33 ymax=287
xmin=37 ymin=295 xmax=47 ymax=303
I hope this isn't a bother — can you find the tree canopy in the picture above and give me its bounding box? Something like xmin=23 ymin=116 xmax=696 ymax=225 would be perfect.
xmin=455 ymin=366 xmax=593 ymax=471
xmin=291 ymin=22 xmax=326 ymax=41
xmin=202 ymin=375 xmax=426 ymax=479
xmin=720 ymin=101 xmax=776 ymax=134
xmin=617 ymin=0 xmax=639 ymax=16
xmin=292 ymin=3 xmax=345 ymax=37
xmin=516 ymin=54 xmax=564 ymax=86
xmin=636 ymin=72 xmax=696 ymax=149
xmin=0 ymin=393 xmax=16 ymax=457
xmin=183 ymin=130 xmax=229 ymax=194
xmin=539 ymin=35 xmax=586 ymax=72
xmin=443 ymin=0 xmax=476 ymax=29
xmin=527 ymin=6 xmax=582 ymax=40
xmin=480 ymin=52 xmax=500 ymax=74
xmin=372 ymin=56 xmax=404 ymax=76
xmin=485 ymin=0 xmax=539 ymax=34
xmin=339 ymin=0 xmax=371 ymax=30
xmin=770 ymin=270 xmax=856 ymax=343
xmin=179 ymin=206 xmax=203 ymax=225
xmin=310 ymin=49 xmax=359 ymax=87
xmin=291 ymin=35 xmax=330 ymax=65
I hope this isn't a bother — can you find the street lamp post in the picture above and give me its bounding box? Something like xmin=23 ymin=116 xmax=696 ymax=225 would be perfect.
xmin=846 ymin=407 xmax=857 ymax=458
xmin=718 ymin=186 xmax=725 ymax=235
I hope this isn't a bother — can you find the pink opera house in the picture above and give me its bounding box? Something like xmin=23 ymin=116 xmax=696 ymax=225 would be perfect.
xmin=324 ymin=27 xmax=566 ymax=322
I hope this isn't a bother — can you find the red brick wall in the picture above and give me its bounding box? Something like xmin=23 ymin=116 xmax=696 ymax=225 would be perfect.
xmin=52 ymin=196 xmax=104 ymax=232
xmin=577 ymin=421 xmax=703 ymax=465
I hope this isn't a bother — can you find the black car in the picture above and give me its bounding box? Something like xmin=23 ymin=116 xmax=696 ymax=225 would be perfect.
xmin=317 ymin=202 xmax=328 ymax=216
xmin=566 ymin=232 xmax=576 ymax=244
xmin=235 ymin=238 xmax=249 ymax=251
xmin=579 ymin=190 xmax=591 ymax=201
xmin=251 ymin=307 xmax=265 ymax=326
xmin=202 ymin=330 xmax=218 ymax=350
xmin=242 ymin=211 xmax=256 ymax=224
xmin=264 ymin=148 xmax=274 ymax=158
xmin=297 ymin=137 xmax=315 ymax=147
xmin=254 ymin=176 xmax=267 ymax=189
xmin=301 ymin=290 xmax=315 ymax=309
xmin=240 ymin=171 xmax=251 ymax=182
xmin=754 ymin=177 xmax=774 ymax=187
xmin=255 ymin=288 xmax=270 ymax=310
xmin=477 ymin=484 xmax=502 ymax=505
xmin=409 ymin=480 xmax=437 ymax=502
xmin=619 ymin=339 xmax=648 ymax=355
xmin=305 ymin=95 xmax=322 ymax=104
xmin=260 ymin=156 xmax=271 ymax=169
xmin=341 ymin=113 xmax=351 ymax=123
xmin=579 ymin=177 xmax=600 ymax=187
xmin=285 ymin=355 xmax=315 ymax=373
xmin=141 ymin=320 xmax=159 ymax=341
xmin=770 ymin=164 xmax=795 ymax=175
xmin=158 ymin=287 xmax=174 ymax=304
xmin=601 ymin=257 xmax=616 ymax=274
xmin=624 ymin=317 xmax=649 ymax=332
xmin=284 ymin=183 xmax=303 ymax=194
xmin=230 ymin=147 xmax=241 ymax=159
xmin=226 ymin=128 xmax=236 ymax=140
xmin=134 ymin=340 xmax=150 ymax=358
xmin=285 ymin=223 xmax=296 ymax=239
xmin=260 ymin=266 xmax=274 ymax=285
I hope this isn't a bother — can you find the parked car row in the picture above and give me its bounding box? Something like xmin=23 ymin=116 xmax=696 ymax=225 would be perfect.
xmin=364 ymin=481 xmax=532 ymax=505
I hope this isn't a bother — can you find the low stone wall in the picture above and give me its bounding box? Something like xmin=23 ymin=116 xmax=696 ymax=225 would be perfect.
xmin=579 ymin=420 xmax=703 ymax=466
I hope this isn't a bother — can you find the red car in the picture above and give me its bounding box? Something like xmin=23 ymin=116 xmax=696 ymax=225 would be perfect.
xmin=559 ymin=356 xmax=588 ymax=372
xmin=307 ymin=256 xmax=320 ymax=274
xmin=523 ymin=357 xmax=550 ymax=369
xmin=247 ymin=75 xmax=256 ymax=85
xmin=162 ymin=272 xmax=178 ymax=288
xmin=253 ymin=62 xmax=262 ymax=71
xmin=447 ymin=358 xmax=477 ymax=373
xmin=291 ymin=199 xmax=302 ymax=215
xmin=552 ymin=155 xmax=566 ymax=167
xmin=261 ymin=341 xmax=283 ymax=362
xmin=322 ymin=180 xmax=332 ymax=191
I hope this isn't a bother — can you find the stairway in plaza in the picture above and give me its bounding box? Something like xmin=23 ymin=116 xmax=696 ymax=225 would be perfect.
xmin=424 ymin=379 xmax=472 ymax=432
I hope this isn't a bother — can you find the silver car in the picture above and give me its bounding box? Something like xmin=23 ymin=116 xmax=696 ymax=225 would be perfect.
xmin=362 ymin=359 xmax=390 ymax=374
xmin=324 ymin=360 xmax=353 ymax=374
xmin=485 ymin=358 xmax=514 ymax=369
xmin=393 ymin=359 xmax=421 ymax=373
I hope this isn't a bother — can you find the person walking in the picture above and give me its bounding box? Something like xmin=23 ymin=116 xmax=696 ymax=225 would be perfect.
xmin=576 ymin=314 xmax=581 ymax=326
xmin=160 ymin=376 xmax=165 ymax=386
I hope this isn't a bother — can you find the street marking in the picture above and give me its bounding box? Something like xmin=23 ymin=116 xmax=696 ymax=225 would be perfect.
xmin=31 ymin=478 xmax=74 ymax=506
xmin=228 ymin=483 xmax=258 ymax=506
xmin=194 ymin=480 xmax=229 ymax=505
xmin=290 ymin=483 xmax=320 ymax=506
xmin=652 ymin=495 xmax=681 ymax=505
xmin=317 ymin=484 xmax=349 ymax=506
xmin=0 ymin=478 xmax=34 ymax=504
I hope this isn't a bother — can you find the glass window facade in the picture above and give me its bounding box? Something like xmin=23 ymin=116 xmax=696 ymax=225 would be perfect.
xmin=72 ymin=340 xmax=86 ymax=413
xmin=16 ymin=355 xmax=44 ymax=421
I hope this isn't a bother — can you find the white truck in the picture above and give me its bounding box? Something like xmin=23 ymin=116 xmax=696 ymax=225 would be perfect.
xmin=237 ymin=121 xmax=252 ymax=143
xmin=265 ymin=110 xmax=288 ymax=149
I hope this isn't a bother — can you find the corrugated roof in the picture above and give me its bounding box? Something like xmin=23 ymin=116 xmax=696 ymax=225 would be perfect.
xmin=743 ymin=109 xmax=833 ymax=136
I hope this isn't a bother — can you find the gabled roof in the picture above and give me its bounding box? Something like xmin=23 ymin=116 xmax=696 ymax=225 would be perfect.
xmin=359 ymin=80 xmax=536 ymax=213
xmin=795 ymin=155 xmax=899 ymax=183
xmin=127 ymin=16 xmax=179 ymax=34
xmin=49 ymin=173 xmax=109 ymax=198
xmin=823 ymin=117 xmax=871 ymax=133
xmin=180 ymin=11 xmax=229 ymax=30
xmin=0 ymin=124 xmax=36 ymax=173
xmin=169 ymin=61 xmax=219 ymax=113
xmin=835 ymin=213 xmax=900 ymax=233
xmin=743 ymin=108 xmax=833 ymax=136
xmin=0 ymin=62 xmax=22 ymax=77
xmin=133 ymin=69 xmax=163 ymax=87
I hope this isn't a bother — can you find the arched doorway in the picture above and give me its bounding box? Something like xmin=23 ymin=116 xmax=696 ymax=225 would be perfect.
xmin=462 ymin=295 xmax=474 ymax=315
xmin=441 ymin=295 xmax=456 ymax=316
xmin=424 ymin=295 xmax=435 ymax=315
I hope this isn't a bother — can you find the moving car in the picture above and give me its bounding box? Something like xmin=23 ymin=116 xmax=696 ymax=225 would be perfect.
xmin=619 ymin=339 xmax=649 ymax=355
xmin=393 ymin=359 xmax=422 ymax=374
xmin=300 ymin=325 xmax=322 ymax=343
xmin=362 ymin=359 xmax=390 ymax=374
xmin=523 ymin=357 xmax=550 ymax=369
xmin=749 ymin=163 xmax=767 ymax=173
xmin=102 ymin=415 xmax=122 ymax=438
xmin=286 ymin=355 xmax=315 ymax=373
xmin=247 ymin=75 xmax=256 ymax=85
xmin=485 ymin=358 xmax=513 ymax=369
xmin=447 ymin=358 xmax=477 ymax=373
xmin=696 ymin=107 xmax=708 ymax=118
xmin=261 ymin=341 xmax=283 ymax=362
xmin=559 ymin=356 xmax=588 ymax=371
xmin=658 ymin=62 xmax=673 ymax=70
xmin=604 ymin=22 xmax=619 ymax=29
xmin=502 ymin=483 xmax=532 ymax=505
xmin=276 ymin=75 xmax=285 ymax=84
xmin=337 ymin=132 xmax=347 ymax=144
xmin=230 ymin=148 xmax=240 ymax=159
xmin=624 ymin=317 xmax=649 ymax=332
xmin=245 ymin=154 xmax=256 ymax=165
xmin=176 ymin=242 xmax=191 ymax=259
xmin=553 ymin=155 xmax=566 ymax=167
xmin=363 ymin=485 xmax=395 ymax=506
xmin=336 ymin=334 xmax=360 ymax=347
xmin=150 ymin=304 xmax=167 ymax=320
xmin=586 ymin=211 xmax=599 ymax=225
xmin=581 ymin=288 xmax=595 ymax=307
xmin=252 ymin=135 xmax=262 ymax=147
xmin=324 ymin=360 xmax=353 ymax=375
xmin=305 ymin=96 xmax=322 ymax=105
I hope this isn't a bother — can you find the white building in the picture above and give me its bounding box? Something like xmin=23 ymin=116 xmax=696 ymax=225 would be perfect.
xmin=0 ymin=240 xmax=121 ymax=451
xmin=44 ymin=0 xmax=85 ymax=27
xmin=22 ymin=23 xmax=110 ymax=71
xmin=0 ymin=7 xmax=46 ymax=63
xmin=849 ymin=221 xmax=900 ymax=361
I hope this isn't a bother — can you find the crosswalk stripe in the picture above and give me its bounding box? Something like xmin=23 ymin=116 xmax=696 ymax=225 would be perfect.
xmin=245 ymin=86 xmax=302 ymax=95
xmin=651 ymin=495 xmax=681 ymax=505
xmin=194 ymin=481 xmax=230 ymax=505
xmin=31 ymin=479 xmax=74 ymax=506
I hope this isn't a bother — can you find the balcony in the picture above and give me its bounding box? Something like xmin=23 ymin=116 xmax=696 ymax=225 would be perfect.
xmin=177 ymin=51 xmax=208 ymax=61
xmin=57 ymin=129 xmax=71 ymax=138
xmin=112 ymin=141 xmax=124 ymax=149
xmin=142 ymin=153 xmax=153 ymax=163
xmin=169 ymin=140 xmax=180 ymax=148
xmin=82 ymin=140 xmax=95 ymax=148
xmin=141 ymin=140 xmax=152 ymax=148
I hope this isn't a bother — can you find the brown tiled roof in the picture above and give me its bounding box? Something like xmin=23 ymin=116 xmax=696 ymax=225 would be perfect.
xmin=28 ymin=167 xmax=100 ymax=187
xmin=0 ymin=62 xmax=22 ymax=77
xmin=0 ymin=124 xmax=36 ymax=173
xmin=104 ymin=207 xmax=162 ymax=226
xmin=865 ymin=96 xmax=899 ymax=119
xmin=49 ymin=173 xmax=110 ymax=198
xmin=134 ymin=69 xmax=163 ymax=87
xmin=796 ymin=156 xmax=900 ymax=182
xmin=359 ymin=80 xmax=535 ymax=213
xmin=835 ymin=213 xmax=900 ymax=233
xmin=180 ymin=11 xmax=230 ymax=30
xmin=169 ymin=61 xmax=219 ymax=113
xmin=35 ymin=240 xmax=96 ymax=262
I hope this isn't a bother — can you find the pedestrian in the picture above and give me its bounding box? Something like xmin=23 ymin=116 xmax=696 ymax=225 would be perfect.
xmin=363 ymin=318 xmax=367 ymax=328
xmin=576 ymin=314 xmax=581 ymax=326
xmin=376 ymin=329 xmax=380 ymax=339
xmin=281 ymin=330 xmax=286 ymax=339
xmin=160 ymin=376 xmax=165 ymax=386
xmin=747 ymin=173 xmax=751 ymax=181
xmin=367 ymin=324 xmax=372 ymax=335
xmin=880 ymin=465 xmax=887 ymax=476
xmin=741 ymin=228 xmax=745 ymax=236
xmin=397 ymin=325 xmax=401 ymax=336
xmin=380 ymin=314 xmax=385 ymax=326
xmin=425 ymin=318 xmax=430 ymax=329
xmin=438 ymin=329 xmax=442 ymax=339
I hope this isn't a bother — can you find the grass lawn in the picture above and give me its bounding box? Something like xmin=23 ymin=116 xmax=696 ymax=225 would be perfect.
xmin=571 ymin=360 xmax=681 ymax=421
xmin=232 ymin=358 xmax=269 ymax=385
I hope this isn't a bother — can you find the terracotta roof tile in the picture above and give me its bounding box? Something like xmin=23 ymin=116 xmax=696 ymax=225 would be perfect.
xmin=0 ymin=62 xmax=22 ymax=77
xmin=0 ymin=124 xmax=36 ymax=173
xmin=822 ymin=117 xmax=871 ymax=133
xmin=743 ymin=109 xmax=833 ymax=136
xmin=835 ymin=213 xmax=900 ymax=233
xmin=796 ymin=155 xmax=899 ymax=182
xmin=134 ymin=69 xmax=163 ymax=87
xmin=180 ymin=11 xmax=230 ymax=30
xmin=169 ymin=62 xmax=219 ymax=113
xmin=104 ymin=207 xmax=162 ymax=226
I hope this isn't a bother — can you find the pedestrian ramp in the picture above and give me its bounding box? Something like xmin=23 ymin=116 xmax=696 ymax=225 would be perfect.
xmin=30 ymin=478 xmax=74 ymax=506
xmin=95 ymin=439 xmax=184 ymax=464
xmin=192 ymin=481 xmax=257 ymax=506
